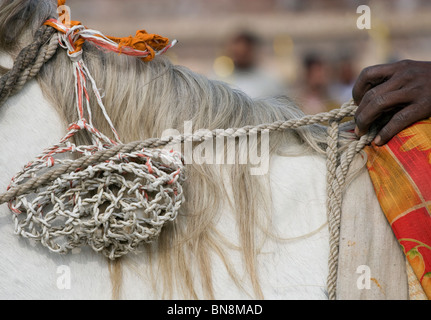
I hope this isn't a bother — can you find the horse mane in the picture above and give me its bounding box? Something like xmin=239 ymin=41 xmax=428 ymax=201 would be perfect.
xmin=0 ymin=0 xmax=357 ymax=299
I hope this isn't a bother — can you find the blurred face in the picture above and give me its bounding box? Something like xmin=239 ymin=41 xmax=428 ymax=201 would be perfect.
xmin=229 ymin=38 xmax=256 ymax=70
xmin=306 ymin=62 xmax=327 ymax=90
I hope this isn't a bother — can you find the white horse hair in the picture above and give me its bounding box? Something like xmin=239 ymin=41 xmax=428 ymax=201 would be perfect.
xmin=0 ymin=0 xmax=409 ymax=300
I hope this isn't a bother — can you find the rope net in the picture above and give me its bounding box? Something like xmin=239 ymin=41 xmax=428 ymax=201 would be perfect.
xmin=6 ymin=119 xmax=184 ymax=260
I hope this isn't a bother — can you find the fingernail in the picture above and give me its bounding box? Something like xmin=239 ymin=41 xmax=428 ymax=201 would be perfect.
xmin=374 ymin=135 xmax=382 ymax=145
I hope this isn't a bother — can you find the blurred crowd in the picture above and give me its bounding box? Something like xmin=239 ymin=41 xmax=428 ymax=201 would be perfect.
xmin=213 ymin=30 xmax=359 ymax=114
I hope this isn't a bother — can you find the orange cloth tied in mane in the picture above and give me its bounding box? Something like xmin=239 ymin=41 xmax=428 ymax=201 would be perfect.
xmin=44 ymin=19 xmax=84 ymax=53
xmin=107 ymin=31 xmax=170 ymax=62
xmin=365 ymin=118 xmax=431 ymax=299
xmin=45 ymin=0 xmax=171 ymax=61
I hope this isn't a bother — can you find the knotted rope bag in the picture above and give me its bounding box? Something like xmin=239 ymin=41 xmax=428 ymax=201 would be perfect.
xmin=7 ymin=120 xmax=184 ymax=260
xmin=1 ymin=17 xmax=183 ymax=260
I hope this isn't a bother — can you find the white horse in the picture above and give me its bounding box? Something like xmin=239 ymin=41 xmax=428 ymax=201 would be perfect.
xmin=0 ymin=0 xmax=411 ymax=300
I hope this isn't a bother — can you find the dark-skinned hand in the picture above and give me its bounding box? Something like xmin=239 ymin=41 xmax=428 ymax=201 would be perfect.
xmin=353 ymin=59 xmax=431 ymax=146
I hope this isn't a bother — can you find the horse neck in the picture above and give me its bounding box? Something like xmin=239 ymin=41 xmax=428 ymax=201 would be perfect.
xmin=0 ymin=50 xmax=333 ymax=299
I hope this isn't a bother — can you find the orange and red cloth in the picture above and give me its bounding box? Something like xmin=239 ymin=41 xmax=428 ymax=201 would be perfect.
xmin=365 ymin=119 xmax=431 ymax=299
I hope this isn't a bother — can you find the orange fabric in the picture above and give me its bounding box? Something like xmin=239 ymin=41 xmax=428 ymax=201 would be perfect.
xmin=107 ymin=30 xmax=169 ymax=62
xmin=365 ymin=119 xmax=431 ymax=299
xmin=46 ymin=0 xmax=170 ymax=61
xmin=43 ymin=20 xmax=84 ymax=54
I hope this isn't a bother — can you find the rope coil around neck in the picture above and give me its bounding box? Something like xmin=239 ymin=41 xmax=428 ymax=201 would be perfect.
xmin=0 ymin=21 xmax=377 ymax=299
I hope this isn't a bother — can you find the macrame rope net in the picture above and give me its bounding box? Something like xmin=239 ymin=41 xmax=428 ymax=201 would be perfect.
xmin=0 ymin=3 xmax=377 ymax=300
xmin=0 ymin=16 xmax=184 ymax=261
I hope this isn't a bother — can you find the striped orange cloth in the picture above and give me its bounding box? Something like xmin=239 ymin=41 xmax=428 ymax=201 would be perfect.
xmin=365 ymin=119 xmax=431 ymax=299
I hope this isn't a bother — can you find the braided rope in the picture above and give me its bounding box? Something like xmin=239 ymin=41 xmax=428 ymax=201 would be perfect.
xmin=0 ymin=24 xmax=377 ymax=299
xmin=0 ymin=103 xmax=361 ymax=203
xmin=0 ymin=25 xmax=58 ymax=106
xmin=325 ymin=119 xmax=376 ymax=300
xmin=0 ymin=102 xmax=361 ymax=204
xmin=9 ymin=33 xmax=59 ymax=96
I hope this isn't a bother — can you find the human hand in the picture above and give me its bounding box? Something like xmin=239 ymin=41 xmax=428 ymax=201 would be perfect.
xmin=353 ymin=59 xmax=431 ymax=145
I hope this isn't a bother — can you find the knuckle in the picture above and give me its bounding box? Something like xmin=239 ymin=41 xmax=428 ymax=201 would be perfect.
xmin=408 ymin=85 xmax=421 ymax=96
xmin=416 ymin=97 xmax=428 ymax=108
xmin=361 ymin=66 xmax=374 ymax=79
xmin=402 ymin=69 xmax=417 ymax=81
xmin=398 ymin=59 xmax=413 ymax=68
xmin=373 ymin=94 xmax=387 ymax=108
xmin=420 ymin=97 xmax=431 ymax=109
xmin=362 ymin=87 xmax=377 ymax=103
xmin=414 ymin=99 xmax=431 ymax=119
xmin=392 ymin=111 xmax=409 ymax=125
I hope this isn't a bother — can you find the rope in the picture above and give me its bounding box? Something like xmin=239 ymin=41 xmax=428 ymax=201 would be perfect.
xmin=325 ymin=119 xmax=376 ymax=300
xmin=0 ymin=22 xmax=378 ymax=300
xmin=0 ymin=103 xmax=364 ymax=204
xmin=0 ymin=25 xmax=58 ymax=106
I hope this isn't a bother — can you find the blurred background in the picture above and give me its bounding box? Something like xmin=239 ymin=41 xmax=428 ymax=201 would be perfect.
xmin=70 ymin=0 xmax=431 ymax=114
